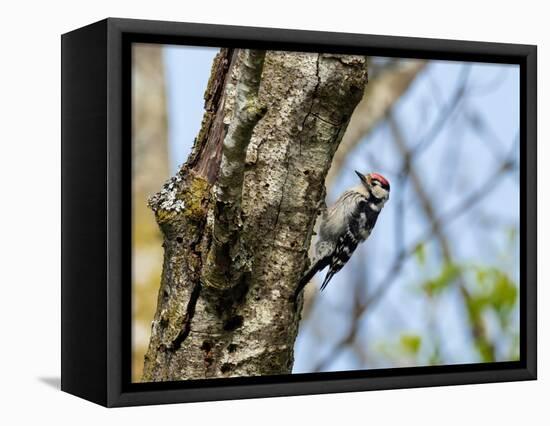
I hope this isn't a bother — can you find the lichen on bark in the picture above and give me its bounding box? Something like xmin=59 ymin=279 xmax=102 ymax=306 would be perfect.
xmin=142 ymin=48 xmax=368 ymax=381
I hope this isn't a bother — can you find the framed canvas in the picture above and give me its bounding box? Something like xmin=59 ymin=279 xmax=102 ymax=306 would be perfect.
xmin=61 ymin=18 xmax=537 ymax=407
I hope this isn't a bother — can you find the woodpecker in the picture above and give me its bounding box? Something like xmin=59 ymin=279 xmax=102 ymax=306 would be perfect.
xmin=294 ymin=171 xmax=390 ymax=301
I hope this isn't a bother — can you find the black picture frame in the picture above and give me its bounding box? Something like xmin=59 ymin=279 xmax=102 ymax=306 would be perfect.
xmin=61 ymin=17 xmax=537 ymax=407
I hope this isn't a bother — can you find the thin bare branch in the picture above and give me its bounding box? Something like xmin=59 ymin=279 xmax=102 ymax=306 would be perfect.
xmin=326 ymin=60 xmax=427 ymax=185
xmin=409 ymin=65 xmax=470 ymax=157
xmin=388 ymin=113 xmax=496 ymax=361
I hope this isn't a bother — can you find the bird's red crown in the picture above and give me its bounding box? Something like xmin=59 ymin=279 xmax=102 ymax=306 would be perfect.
xmin=369 ymin=172 xmax=390 ymax=189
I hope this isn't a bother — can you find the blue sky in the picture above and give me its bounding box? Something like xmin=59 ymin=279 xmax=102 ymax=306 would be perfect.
xmin=164 ymin=45 xmax=219 ymax=173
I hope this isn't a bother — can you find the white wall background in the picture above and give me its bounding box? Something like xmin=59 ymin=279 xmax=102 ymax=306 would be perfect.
xmin=0 ymin=0 xmax=545 ymax=424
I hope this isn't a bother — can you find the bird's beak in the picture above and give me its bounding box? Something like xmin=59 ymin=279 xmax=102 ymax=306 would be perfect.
xmin=355 ymin=170 xmax=369 ymax=185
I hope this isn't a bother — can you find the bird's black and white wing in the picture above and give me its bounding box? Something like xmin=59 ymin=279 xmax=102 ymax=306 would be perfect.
xmin=317 ymin=190 xmax=366 ymax=243
xmin=318 ymin=194 xmax=381 ymax=291
xmin=292 ymin=193 xmax=364 ymax=301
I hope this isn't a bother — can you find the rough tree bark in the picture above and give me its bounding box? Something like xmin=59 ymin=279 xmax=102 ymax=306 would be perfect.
xmin=142 ymin=49 xmax=368 ymax=381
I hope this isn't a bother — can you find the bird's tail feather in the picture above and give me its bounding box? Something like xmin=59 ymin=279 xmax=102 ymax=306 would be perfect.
xmin=293 ymin=257 xmax=329 ymax=302
xmin=319 ymin=268 xmax=336 ymax=292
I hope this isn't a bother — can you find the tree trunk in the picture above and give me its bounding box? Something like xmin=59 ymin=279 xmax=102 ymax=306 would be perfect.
xmin=142 ymin=48 xmax=368 ymax=381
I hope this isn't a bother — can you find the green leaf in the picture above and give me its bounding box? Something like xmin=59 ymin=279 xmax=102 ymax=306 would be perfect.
xmin=400 ymin=334 xmax=422 ymax=355
xmin=476 ymin=339 xmax=495 ymax=363
xmin=422 ymin=262 xmax=460 ymax=295
xmin=414 ymin=242 xmax=426 ymax=266
xmin=472 ymin=265 xmax=517 ymax=324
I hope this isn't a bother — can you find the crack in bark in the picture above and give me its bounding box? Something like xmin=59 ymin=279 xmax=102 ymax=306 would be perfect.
xmin=299 ymin=55 xmax=322 ymax=144
xmin=310 ymin=112 xmax=341 ymax=127
xmin=166 ymin=281 xmax=203 ymax=352
xmin=271 ymin=146 xmax=292 ymax=237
